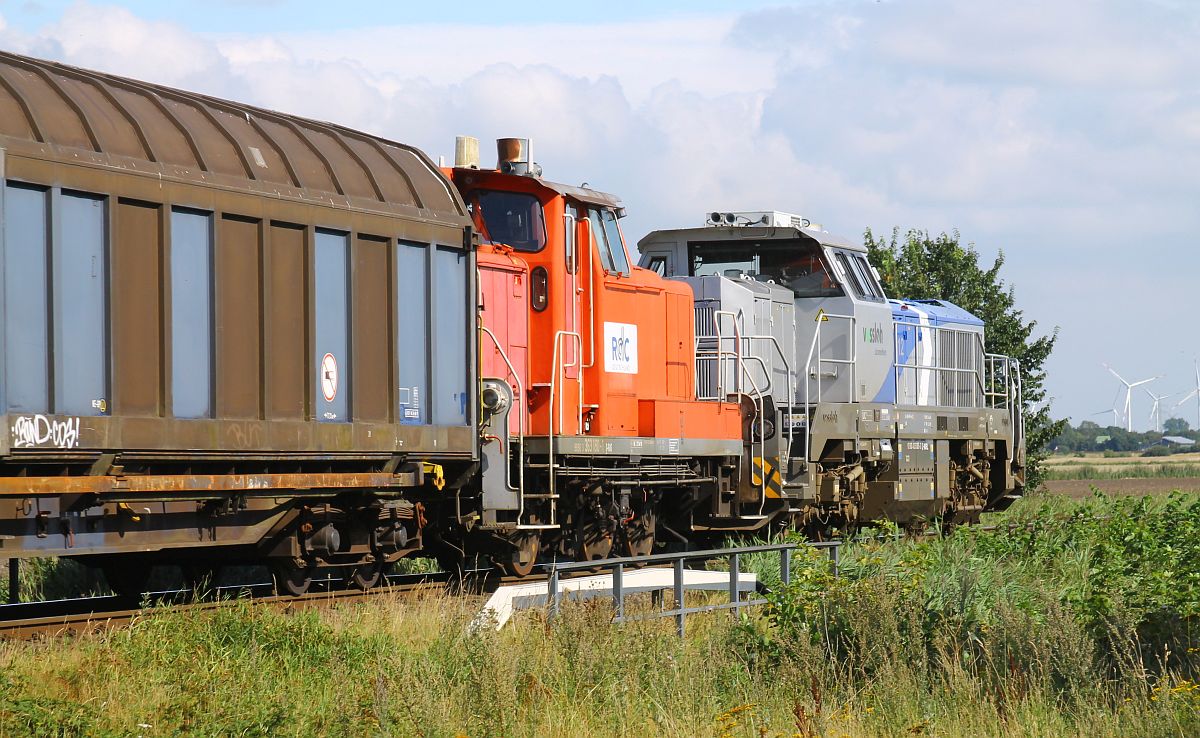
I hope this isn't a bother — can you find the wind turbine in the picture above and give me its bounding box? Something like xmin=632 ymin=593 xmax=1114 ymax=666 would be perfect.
xmin=1091 ymin=407 xmax=1121 ymax=427
xmin=1174 ymin=360 xmax=1200 ymax=431
xmin=1145 ymin=388 xmax=1175 ymax=434
xmin=1103 ymin=364 xmax=1159 ymax=432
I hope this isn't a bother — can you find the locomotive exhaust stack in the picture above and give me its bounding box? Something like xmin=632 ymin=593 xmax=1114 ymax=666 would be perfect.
xmin=496 ymin=137 xmax=542 ymax=177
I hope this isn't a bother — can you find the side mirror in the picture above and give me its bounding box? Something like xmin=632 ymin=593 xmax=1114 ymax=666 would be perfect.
xmin=562 ymin=212 xmax=576 ymax=274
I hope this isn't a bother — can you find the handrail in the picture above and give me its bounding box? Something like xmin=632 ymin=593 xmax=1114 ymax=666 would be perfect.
xmin=697 ymin=310 xmax=772 ymax=516
xmin=892 ymin=322 xmax=989 ymax=408
xmin=547 ymin=330 xmax=583 ymax=512
xmin=801 ymin=311 xmax=856 ymax=464
xmin=577 ymin=215 xmax=597 ymax=370
xmin=478 ymin=325 xmax=531 ymax=527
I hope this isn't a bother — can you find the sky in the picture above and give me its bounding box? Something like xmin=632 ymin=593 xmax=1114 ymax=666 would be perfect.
xmin=0 ymin=0 xmax=1196 ymax=431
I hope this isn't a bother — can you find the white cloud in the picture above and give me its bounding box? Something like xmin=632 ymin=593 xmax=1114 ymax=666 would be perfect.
xmin=218 ymin=15 xmax=779 ymax=105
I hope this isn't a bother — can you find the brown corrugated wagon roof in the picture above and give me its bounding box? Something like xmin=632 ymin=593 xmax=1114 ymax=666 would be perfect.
xmin=0 ymin=50 xmax=466 ymax=222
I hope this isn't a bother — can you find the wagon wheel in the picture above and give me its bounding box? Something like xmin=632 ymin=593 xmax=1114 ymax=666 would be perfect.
xmin=500 ymin=532 xmax=541 ymax=578
xmin=271 ymin=560 xmax=314 ymax=596
xmin=625 ymin=512 xmax=656 ymax=561
xmin=347 ymin=562 xmax=385 ymax=590
xmin=577 ymin=519 xmax=613 ymax=562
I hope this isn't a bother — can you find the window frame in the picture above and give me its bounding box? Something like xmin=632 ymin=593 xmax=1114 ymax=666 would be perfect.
xmin=849 ymin=253 xmax=886 ymax=301
xmin=169 ymin=206 xmax=216 ymax=418
xmin=833 ymin=251 xmax=867 ymax=299
xmin=470 ymin=189 xmax=548 ymax=253
xmin=599 ymin=208 xmax=631 ymax=275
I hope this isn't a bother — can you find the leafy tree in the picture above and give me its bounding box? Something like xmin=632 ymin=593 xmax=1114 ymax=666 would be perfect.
xmin=1164 ymin=417 xmax=1192 ymax=436
xmin=864 ymin=228 xmax=1065 ymax=491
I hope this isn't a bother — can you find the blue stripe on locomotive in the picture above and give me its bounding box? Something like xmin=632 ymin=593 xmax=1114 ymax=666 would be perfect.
xmin=871 ymin=299 xmax=984 ymax=405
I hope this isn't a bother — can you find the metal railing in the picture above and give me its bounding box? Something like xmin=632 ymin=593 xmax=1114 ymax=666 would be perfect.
xmin=800 ymin=310 xmax=857 ymax=463
xmin=692 ymin=309 xmax=802 ymax=515
xmin=544 ymin=541 xmax=842 ymax=637
xmin=892 ymin=323 xmax=987 ymax=409
xmin=478 ymin=326 xmax=538 ymax=527
xmin=986 ymin=353 xmax=1025 ymax=461
xmin=542 ymin=330 xmax=584 ymax=527
xmin=802 ymin=310 xmax=858 ymax=403
xmin=798 ymin=313 xmax=1023 ymax=463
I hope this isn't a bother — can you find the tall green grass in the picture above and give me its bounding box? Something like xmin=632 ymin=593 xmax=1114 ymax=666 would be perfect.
xmin=0 ymin=493 xmax=1196 ymax=737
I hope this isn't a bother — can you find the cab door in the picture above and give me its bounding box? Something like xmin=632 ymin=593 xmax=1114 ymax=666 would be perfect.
xmin=579 ymin=206 xmax=646 ymax=434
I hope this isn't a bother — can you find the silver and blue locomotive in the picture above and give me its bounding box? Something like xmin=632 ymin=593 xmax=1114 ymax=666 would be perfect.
xmin=638 ymin=211 xmax=1025 ymax=535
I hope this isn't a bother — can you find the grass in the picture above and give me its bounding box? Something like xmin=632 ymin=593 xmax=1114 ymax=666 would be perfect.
xmin=0 ymin=492 xmax=1198 ymax=736
xmin=1044 ymin=462 xmax=1200 ymax=480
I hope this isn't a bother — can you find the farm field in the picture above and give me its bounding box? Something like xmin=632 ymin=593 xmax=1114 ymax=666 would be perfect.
xmin=1043 ymin=477 xmax=1200 ymax=497
xmin=1041 ymin=452 xmax=1200 ymax=495
xmin=0 ymin=491 xmax=1197 ymax=737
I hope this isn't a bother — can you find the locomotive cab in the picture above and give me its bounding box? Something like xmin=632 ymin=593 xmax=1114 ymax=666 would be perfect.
xmin=638 ymin=218 xmax=895 ymax=482
xmin=448 ymin=138 xmax=740 ymax=442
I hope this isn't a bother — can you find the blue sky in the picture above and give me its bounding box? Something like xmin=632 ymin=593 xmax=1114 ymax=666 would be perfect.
xmin=0 ymin=0 xmax=1196 ymax=431
xmin=1 ymin=1 xmax=780 ymax=32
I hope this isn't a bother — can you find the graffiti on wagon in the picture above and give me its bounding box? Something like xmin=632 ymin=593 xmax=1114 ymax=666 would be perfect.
xmin=10 ymin=415 xmax=81 ymax=449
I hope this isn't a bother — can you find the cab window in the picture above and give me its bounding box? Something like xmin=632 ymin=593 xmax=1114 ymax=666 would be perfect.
xmin=586 ymin=209 xmax=615 ymax=271
xmin=600 ymin=209 xmax=631 ymax=274
xmin=688 ymin=239 xmax=843 ymax=298
xmin=833 ymin=251 xmax=885 ymax=301
xmin=851 ymin=254 xmax=885 ymax=300
xmin=470 ymin=190 xmax=546 ymax=252
xmin=585 ymin=207 xmax=630 ymax=275
xmin=834 ymin=252 xmax=867 ymax=299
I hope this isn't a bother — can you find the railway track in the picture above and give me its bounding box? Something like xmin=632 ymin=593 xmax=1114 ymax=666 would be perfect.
xmin=0 ymin=516 xmax=1082 ymax=640
xmin=0 ymin=565 xmax=599 ymax=640
xmin=0 ymin=569 xmax=482 ymax=640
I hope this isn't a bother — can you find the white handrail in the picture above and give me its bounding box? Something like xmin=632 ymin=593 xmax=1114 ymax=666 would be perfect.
xmin=801 ymin=311 xmax=856 ymax=464
xmin=479 ymin=325 xmax=528 ymax=524
xmin=548 ymin=330 xmax=583 ymax=507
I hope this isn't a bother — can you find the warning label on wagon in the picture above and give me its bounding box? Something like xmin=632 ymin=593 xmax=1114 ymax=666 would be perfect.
xmin=320 ymin=353 xmax=339 ymax=402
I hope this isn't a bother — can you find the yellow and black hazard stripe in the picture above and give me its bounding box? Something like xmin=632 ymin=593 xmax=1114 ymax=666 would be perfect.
xmin=750 ymin=456 xmax=784 ymax=498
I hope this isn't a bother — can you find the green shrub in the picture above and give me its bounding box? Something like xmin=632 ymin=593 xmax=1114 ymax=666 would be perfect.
xmin=0 ymin=494 xmax=1197 ymax=737
xmin=751 ymin=493 xmax=1200 ymax=732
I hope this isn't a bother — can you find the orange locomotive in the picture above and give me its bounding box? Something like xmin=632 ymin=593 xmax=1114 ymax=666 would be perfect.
xmin=443 ymin=137 xmax=744 ymax=574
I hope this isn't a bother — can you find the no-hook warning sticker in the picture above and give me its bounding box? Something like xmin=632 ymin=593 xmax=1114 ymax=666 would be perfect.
xmin=320 ymin=353 xmax=338 ymax=402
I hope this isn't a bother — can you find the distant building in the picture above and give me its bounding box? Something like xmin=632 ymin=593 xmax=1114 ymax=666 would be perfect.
xmin=1158 ymin=436 xmax=1196 ymax=446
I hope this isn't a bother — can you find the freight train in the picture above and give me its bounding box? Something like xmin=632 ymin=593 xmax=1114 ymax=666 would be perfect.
xmin=0 ymin=51 xmax=1024 ymax=597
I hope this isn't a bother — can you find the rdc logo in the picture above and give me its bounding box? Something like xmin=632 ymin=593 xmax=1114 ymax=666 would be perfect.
xmin=611 ymin=332 xmax=631 ymax=362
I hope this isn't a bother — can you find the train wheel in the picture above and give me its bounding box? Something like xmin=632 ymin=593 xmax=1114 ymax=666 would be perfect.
xmin=347 ymin=562 xmax=384 ymax=590
xmin=500 ymin=532 xmax=540 ymax=578
xmin=271 ymin=561 xmax=313 ymax=596
xmin=625 ymin=512 xmax=656 ymax=560
xmin=578 ymin=521 xmax=613 ymax=562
